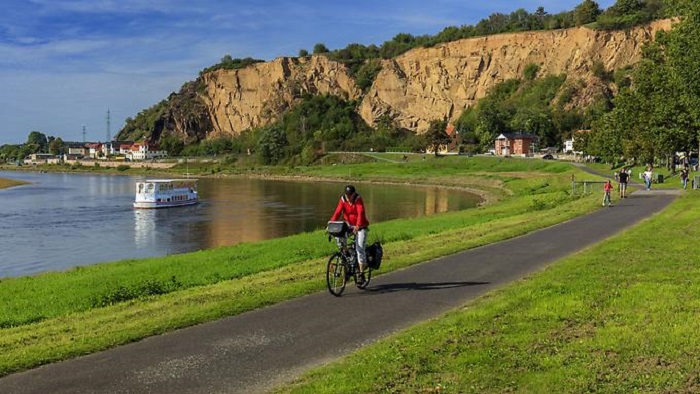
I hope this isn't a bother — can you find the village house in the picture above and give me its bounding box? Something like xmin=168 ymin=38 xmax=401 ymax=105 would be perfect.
xmin=425 ymin=123 xmax=459 ymax=155
xmin=494 ymin=133 xmax=538 ymax=157
xmin=86 ymin=143 xmax=104 ymax=159
xmin=23 ymin=153 xmax=58 ymax=165
xmin=564 ymin=129 xmax=590 ymax=156
xmin=126 ymin=142 xmax=168 ymax=161
xmin=66 ymin=144 xmax=88 ymax=157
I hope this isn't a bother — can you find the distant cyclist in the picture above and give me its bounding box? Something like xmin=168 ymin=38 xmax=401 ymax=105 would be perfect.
xmin=330 ymin=185 xmax=370 ymax=284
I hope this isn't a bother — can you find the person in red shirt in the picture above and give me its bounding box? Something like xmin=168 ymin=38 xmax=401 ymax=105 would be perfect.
xmin=603 ymin=179 xmax=613 ymax=207
xmin=330 ymin=185 xmax=370 ymax=283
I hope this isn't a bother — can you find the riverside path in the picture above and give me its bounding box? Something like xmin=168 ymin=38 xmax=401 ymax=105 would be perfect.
xmin=0 ymin=189 xmax=679 ymax=393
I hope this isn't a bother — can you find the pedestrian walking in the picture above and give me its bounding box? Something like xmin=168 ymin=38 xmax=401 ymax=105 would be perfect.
xmin=643 ymin=167 xmax=653 ymax=190
xmin=618 ymin=168 xmax=629 ymax=198
xmin=681 ymin=167 xmax=689 ymax=190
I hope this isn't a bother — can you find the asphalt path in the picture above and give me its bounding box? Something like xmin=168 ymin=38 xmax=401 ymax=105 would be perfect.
xmin=0 ymin=189 xmax=679 ymax=394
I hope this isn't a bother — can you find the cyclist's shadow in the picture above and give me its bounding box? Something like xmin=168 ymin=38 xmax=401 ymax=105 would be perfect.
xmin=363 ymin=281 xmax=488 ymax=294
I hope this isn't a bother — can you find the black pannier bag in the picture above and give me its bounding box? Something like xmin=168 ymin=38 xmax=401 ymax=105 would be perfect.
xmin=367 ymin=241 xmax=383 ymax=269
xmin=327 ymin=221 xmax=349 ymax=237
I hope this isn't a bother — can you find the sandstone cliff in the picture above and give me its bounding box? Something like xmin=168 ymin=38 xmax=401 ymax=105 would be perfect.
xmin=118 ymin=20 xmax=675 ymax=142
xmin=200 ymin=56 xmax=362 ymax=137
xmin=201 ymin=20 xmax=672 ymax=136
xmin=360 ymin=19 xmax=673 ymax=132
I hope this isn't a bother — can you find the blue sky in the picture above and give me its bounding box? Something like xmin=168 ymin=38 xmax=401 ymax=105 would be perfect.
xmin=0 ymin=0 xmax=614 ymax=145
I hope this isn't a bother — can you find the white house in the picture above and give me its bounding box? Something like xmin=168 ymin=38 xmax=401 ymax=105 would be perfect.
xmin=126 ymin=142 xmax=168 ymax=161
xmin=563 ymin=139 xmax=575 ymax=154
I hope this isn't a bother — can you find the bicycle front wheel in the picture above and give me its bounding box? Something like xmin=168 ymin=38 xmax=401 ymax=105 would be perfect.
xmin=326 ymin=253 xmax=347 ymax=297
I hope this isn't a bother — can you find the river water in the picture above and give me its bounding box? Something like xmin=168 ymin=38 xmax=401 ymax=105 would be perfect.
xmin=0 ymin=171 xmax=481 ymax=278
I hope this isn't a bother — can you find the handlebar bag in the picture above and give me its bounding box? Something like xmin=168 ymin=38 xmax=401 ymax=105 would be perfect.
xmin=327 ymin=221 xmax=349 ymax=237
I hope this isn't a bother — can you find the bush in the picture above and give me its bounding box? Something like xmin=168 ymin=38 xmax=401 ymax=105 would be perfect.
xmin=116 ymin=165 xmax=130 ymax=171
xmin=524 ymin=63 xmax=540 ymax=81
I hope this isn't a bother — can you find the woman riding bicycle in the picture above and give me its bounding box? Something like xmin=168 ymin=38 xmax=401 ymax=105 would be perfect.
xmin=330 ymin=185 xmax=370 ymax=285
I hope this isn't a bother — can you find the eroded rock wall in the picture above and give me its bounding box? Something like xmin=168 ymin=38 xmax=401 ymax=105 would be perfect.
xmin=198 ymin=20 xmax=673 ymax=136
xmin=200 ymin=56 xmax=361 ymax=136
xmin=359 ymin=19 xmax=673 ymax=132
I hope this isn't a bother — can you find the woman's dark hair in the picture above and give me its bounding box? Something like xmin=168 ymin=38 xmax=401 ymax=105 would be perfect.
xmin=344 ymin=185 xmax=356 ymax=195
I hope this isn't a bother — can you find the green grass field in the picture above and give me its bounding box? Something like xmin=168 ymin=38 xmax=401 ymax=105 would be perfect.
xmin=0 ymin=156 xmax=606 ymax=376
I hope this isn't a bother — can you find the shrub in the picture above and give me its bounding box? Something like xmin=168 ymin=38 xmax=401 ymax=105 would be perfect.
xmin=524 ymin=63 xmax=540 ymax=81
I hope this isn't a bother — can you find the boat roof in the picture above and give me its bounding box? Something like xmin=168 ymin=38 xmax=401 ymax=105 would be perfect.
xmin=140 ymin=179 xmax=198 ymax=183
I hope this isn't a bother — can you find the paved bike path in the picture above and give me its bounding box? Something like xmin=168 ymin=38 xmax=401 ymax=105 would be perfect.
xmin=0 ymin=190 xmax=678 ymax=393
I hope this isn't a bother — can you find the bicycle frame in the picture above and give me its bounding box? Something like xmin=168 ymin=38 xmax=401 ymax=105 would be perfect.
xmin=326 ymin=229 xmax=371 ymax=296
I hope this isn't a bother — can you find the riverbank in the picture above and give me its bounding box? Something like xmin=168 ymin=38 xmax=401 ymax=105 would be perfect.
xmin=0 ymin=177 xmax=28 ymax=189
xmin=0 ymin=156 xmax=602 ymax=376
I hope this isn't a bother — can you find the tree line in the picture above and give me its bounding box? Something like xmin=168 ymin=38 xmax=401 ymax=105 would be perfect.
xmin=581 ymin=0 xmax=700 ymax=168
xmin=0 ymin=131 xmax=66 ymax=163
xmin=306 ymin=0 xmax=673 ymax=65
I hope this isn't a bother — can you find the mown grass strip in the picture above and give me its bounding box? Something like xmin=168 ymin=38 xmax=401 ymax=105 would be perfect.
xmin=278 ymin=192 xmax=697 ymax=394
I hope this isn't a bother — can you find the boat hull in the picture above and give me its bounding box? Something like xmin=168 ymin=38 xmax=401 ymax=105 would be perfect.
xmin=133 ymin=199 xmax=198 ymax=209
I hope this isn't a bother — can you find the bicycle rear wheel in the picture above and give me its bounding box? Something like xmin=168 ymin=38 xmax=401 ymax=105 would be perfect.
xmin=326 ymin=253 xmax=347 ymax=297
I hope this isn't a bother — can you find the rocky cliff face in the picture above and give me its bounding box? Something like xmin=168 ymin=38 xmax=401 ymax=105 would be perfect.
xmin=200 ymin=56 xmax=362 ymax=137
xmin=122 ymin=20 xmax=674 ymax=142
xmin=359 ymin=19 xmax=673 ymax=132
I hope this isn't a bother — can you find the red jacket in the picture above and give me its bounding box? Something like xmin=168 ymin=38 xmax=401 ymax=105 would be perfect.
xmin=331 ymin=194 xmax=369 ymax=228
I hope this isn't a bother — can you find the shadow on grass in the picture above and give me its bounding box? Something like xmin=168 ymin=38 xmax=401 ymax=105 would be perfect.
xmin=365 ymin=281 xmax=489 ymax=294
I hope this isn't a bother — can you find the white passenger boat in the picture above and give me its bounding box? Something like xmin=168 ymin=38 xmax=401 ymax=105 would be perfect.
xmin=133 ymin=179 xmax=198 ymax=209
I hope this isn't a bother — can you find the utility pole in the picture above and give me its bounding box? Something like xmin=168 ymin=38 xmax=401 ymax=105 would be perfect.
xmin=106 ymin=109 xmax=111 ymax=143
xmin=82 ymin=125 xmax=86 ymax=143
xmin=106 ymin=109 xmax=112 ymax=157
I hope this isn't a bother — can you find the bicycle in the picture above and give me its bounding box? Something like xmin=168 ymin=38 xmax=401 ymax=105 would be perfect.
xmin=326 ymin=222 xmax=372 ymax=297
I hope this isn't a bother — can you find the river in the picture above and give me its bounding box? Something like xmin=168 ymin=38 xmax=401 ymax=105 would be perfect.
xmin=0 ymin=171 xmax=481 ymax=278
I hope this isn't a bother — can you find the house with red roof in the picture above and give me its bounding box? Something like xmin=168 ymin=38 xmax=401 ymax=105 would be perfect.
xmin=125 ymin=142 xmax=168 ymax=161
xmin=494 ymin=133 xmax=538 ymax=157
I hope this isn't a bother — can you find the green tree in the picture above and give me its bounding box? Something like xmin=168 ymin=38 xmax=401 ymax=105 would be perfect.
xmin=159 ymin=134 xmax=184 ymax=157
xmin=588 ymin=1 xmax=700 ymax=165
xmin=607 ymin=0 xmax=644 ymax=16
xmin=26 ymin=131 xmax=47 ymax=152
xmin=313 ymin=43 xmax=329 ymax=54
xmin=666 ymin=0 xmax=700 ymax=155
xmin=257 ymin=126 xmax=288 ymax=165
xmin=425 ymin=119 xmax=451 ymax=156
xmin=574 ymin=0 xmax=602 ymax=25
xmin=48 ymin=137 xmax=64 ymax=155
xmin=298 ymin=49 xmax=309 ymax=57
